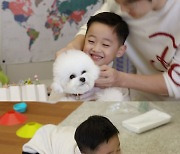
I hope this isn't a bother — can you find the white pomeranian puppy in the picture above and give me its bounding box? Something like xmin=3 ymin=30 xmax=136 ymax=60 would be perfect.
xmin=50 ymin=50 xmax=129 ymax=102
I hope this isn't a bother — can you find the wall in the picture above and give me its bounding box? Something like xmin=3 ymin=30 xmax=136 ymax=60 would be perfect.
xmin=0 ymin=0 xmax=103 ymax=84
xmin=5 ymin=61 xmax=54 ymax=83
xmin=0 ymin=11 xmax=53 ymax=84
xmin=0 ymin=1 xmax=54 ymax=84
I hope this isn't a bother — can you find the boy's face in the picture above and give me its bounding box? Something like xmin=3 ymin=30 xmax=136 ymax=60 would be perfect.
xmin=115 ymin=0 xmax=153 ymax=18
xmin=83 ymin=22 xmax=125 ymax=66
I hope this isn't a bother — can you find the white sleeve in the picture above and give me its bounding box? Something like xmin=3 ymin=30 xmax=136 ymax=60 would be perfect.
xmin=163 ymin=46 xmax=180 ymax=99
xmin=22 ymin=124 xmax=56 ymax=153
xmin=76 ymin=0 xmax=112 ymax=36
xmin=23 ymin=125 xmax=80 ymax=154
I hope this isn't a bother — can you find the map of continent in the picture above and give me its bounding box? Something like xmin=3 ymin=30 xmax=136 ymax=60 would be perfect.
xmin=46 ymin=0 xmax=99 ymax=40
xmin=1 ymin=0 xmax=102 ymax=64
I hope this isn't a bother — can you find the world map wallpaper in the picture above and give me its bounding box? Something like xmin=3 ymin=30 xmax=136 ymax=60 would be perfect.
xmin=1 ymin=0 xmax=103 ymax=64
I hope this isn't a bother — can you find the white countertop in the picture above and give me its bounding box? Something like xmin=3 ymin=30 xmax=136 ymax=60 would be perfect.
xmin=59 ymin=101 xmax=180 ymax=154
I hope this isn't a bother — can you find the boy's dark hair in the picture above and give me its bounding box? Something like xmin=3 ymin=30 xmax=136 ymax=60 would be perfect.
xmin=127 ymin=0 xmax=152 ymax=2
xmin=74 ymin=115 xmax=119 ymax=153
xmin=87 ymin=12 xmax=129 ymax=44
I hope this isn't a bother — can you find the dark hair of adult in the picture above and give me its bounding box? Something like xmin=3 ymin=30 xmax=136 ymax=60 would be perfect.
xmin=74 ymin=115 xmax=119 ymax=152
xmin=86 ymin=12 xmax=129 ymax=44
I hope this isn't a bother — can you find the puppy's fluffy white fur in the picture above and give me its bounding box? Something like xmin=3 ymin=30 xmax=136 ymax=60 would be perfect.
xmin=51 ymin=50 xmax=127 ymax=101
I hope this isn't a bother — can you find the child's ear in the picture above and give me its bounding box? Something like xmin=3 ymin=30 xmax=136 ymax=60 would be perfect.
xmin=116 ymin=45 xmax=127 ymax=58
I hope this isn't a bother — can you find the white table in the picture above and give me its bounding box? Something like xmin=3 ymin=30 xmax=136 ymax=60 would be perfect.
xmin=59 ymin=101 xmax=180 ymax=154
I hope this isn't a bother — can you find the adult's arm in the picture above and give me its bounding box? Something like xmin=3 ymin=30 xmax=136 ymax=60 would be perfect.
xmin=96 ymin=66 xmax=168 ymax=96
xmin=163 ymin=46 xmax=180 ymax=99
xmin=96 ymin=47 xmax=180 ymax=99
xmin=55 ymin=34 xmax=85 ymax=57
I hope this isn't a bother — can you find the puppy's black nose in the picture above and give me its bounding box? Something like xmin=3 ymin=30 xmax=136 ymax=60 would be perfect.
xmin=80 ymin=77 xmax=85 ymax=82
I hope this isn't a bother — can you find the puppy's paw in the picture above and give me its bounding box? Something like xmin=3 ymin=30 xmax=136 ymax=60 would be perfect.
xmin=51 ymin=82 xmax=63 ymax=94
xmin=96 ymin=87 xmax=124 ymax=101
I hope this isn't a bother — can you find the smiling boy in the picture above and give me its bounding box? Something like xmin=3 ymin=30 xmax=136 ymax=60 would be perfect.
xmin=49 ymin=12 xmax=129 ymax=101
xmin=83 ymin=12 xmax=129 ymax=66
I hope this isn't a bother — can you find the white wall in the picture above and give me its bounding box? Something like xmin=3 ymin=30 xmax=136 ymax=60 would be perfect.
xmin=0 ymin=36 xmax=53 ymax=85
xmin=0 ymin=3 xmax=54 ymax=84
xmin=0 ymin=2 xmax=3 ymax=71
xmin=6 ymin=61 xmax=54 ymax=83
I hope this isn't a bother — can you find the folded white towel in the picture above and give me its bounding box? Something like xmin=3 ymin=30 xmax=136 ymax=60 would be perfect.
xmin=23 ymin=124 xmax=81 ymax=154
xmin=122 ymin=109 xmax=171 ymax=133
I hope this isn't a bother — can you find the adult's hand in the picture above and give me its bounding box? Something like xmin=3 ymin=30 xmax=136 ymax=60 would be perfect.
xmin=95 ymin=65 xmax=121 ymax=88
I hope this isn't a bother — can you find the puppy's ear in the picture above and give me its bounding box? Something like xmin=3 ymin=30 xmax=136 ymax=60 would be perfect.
xmin=51 ymin=81 xmax=64 ymax=94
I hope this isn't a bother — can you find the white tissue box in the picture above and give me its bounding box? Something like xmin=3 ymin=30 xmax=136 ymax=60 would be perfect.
xmin=0 ymin=84 xmax=48 ymax=102
xmin=122 ymin=109 xmax=171 ymax=133
xmin=9 ymin=86 xmax=22 ymax=101
xmin=0 ymin=88 xmax=9 ymax=101
xmin=22 ymin=84 xmax=38 ymax=101
xmin=37 ymin=84 xmax=48 ymax=101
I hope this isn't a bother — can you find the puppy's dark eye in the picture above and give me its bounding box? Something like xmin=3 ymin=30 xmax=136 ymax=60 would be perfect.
xmin=70 ymin=74 xmax=76 ymax=79
xmin=82 ymin=70 xmax=86 ymax=74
